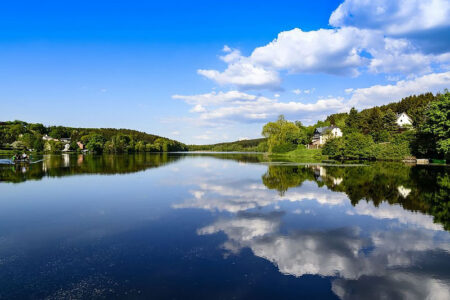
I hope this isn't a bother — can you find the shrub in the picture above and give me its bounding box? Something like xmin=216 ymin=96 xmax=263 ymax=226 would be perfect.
xmin=342 ymin=132 xmax=375 ymax=159
xmin=11 ymin=140 xmax=26 ymax=150
xmin=322 ymin=137 xmax=344 ymax=158
xmin=370 ymin=142 xmax=411 ymax=160
xmin=256 ymin=141 xmax=269 ymax=152
xmin=44 ymin=140 xmax=63 ymax=153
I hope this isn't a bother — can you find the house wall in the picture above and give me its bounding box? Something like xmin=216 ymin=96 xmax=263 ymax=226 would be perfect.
xmin=320 ymin=128 xmax=342 ymax=145
xmin=331 ymin=128 xmax=343 ymax=137
xmin=396 ymin=113 xmax=412 ymax=127
xmin=311 ymin=127 xmax=343 ymax=146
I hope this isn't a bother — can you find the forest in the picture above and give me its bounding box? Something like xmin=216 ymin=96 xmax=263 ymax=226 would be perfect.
xmin=261 ymin=91 xmax=450 ymax=160
xmin=0 ymin=123 xmax=187 ymax=153
xmin=188 ymin=138 xmax=267 ymax=152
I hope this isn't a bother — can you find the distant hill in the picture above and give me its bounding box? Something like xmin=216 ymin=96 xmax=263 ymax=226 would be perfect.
xmin=188 ymin=138 xmax=267 ymax=152
xmin=0 ymin=121 xmax=187 ymax=152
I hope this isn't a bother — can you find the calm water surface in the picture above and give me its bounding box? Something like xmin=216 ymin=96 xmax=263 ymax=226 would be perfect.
xmin=0 ymin=153 xmax=449 ymax=299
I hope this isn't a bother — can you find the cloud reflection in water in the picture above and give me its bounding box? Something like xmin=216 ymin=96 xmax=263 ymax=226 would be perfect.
xmin=174 ymin=161 xmax=450 ymax=299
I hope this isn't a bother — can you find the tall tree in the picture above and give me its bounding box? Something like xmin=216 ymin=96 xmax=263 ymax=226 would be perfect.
xmin=421 ymin=91 xmax=450 ymax=159
xmin=345 ymin=107 xmax=360 ymax=132
xmin=367 ymin=107 xmax=384 ymax=141
xmin=383 ymin=109 xmax=398 ymax=133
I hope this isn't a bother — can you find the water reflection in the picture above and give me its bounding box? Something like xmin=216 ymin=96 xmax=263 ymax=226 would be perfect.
xmin=0 ymin=154 xmax=449 ymax=298
xmin=0 ymin=153 xmax=182 ymax=183
xmin=172 ymin=158 xmax=450 ymax=299
xmin=1 ymin=155 xmax=448 ymax=230
xmin=262 ymin=164 xmax=449 ymax=230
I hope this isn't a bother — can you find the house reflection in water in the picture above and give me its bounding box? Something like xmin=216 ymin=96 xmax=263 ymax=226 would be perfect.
xmin=311 ymin=165 xmax=343 ymax=186
xmin=77 ymin=154 xmax=84 ymax=166
xmin=62 ymin=154 xmax=70 ymax=167
xmin=397 ymin=185 xmax=411 ymax=198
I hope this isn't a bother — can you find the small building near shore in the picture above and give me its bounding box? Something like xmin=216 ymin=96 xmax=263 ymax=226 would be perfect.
xmin=42 ymin=135 xmax=58 ymax=141
xmin=77 ymin=142 xmax=84 ymax=150
xmin=396 ymin=112 xmax=413 ymax=127
xmin=310 ymin=126 xmax=342 ymax=147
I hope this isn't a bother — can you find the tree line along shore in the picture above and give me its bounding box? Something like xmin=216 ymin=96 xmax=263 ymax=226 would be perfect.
xmin=1 ymin=91 xmax=448 ymax=162
xmin=190 ymin=91 xmax=449 ymax=162
xmin=0 ymin=124 xmax=188 ymax=154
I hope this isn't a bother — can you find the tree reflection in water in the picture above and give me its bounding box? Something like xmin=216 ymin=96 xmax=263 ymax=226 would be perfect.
xmin=1 ymin=153 xmax=449 ymax=299
xmin=1 ymin=154 xmax=447 ymax=229
xmin=173 ymin=157 xmax=450 ymax=299
xmin=0 ymin=153 xmax=182 ymax=183
xmin=261 ymin=163 xmax=449 ymax=230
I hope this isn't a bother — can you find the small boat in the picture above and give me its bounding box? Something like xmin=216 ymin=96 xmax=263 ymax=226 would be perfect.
xmin=0 ymin=159 xmax=14 ymax=165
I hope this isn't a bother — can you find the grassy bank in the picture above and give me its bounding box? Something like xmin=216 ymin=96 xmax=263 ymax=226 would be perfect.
xmin=269 ymin=147 xmax=327 ymax=162
xmin=268 ymin=146 xmax=416 ymax=163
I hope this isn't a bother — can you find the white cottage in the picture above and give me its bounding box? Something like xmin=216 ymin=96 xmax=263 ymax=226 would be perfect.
xmin=62 ymin=144 xmax=71 ymax=152
xmin=311 ymin=126 xmax=343 ymax=146
xmin=42 ymin=134 xmax=58 ymax=141
xmin=396 ymin=112 xmax=413 ymax=127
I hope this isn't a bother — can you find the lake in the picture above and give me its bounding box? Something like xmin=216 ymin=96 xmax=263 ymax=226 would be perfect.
xmin=0 ymin=153 xmax=449 ymax=299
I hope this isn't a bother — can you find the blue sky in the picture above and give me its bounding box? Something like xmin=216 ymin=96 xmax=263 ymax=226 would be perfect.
xmin=0 ymin=0 xmax=449 ymax=144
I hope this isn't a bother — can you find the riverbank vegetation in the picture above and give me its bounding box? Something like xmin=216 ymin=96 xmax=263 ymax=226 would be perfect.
xmin=0 ymin=122 xmax=187 ymax=154
xmin=262 ymin=91 xmax=449 ymax=161
xmin=269 ymin=146 xmax=326 ymax=161
xmin=188 ymin=138 xmax=267 ymax=152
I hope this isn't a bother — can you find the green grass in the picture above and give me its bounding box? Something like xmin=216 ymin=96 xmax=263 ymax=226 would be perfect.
xmin=269 ymin=147 xmax=327 ymax=162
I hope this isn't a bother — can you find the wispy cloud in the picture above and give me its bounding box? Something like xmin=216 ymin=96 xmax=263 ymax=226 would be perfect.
xmin=173 ymin=90 xmax=345 ymax=124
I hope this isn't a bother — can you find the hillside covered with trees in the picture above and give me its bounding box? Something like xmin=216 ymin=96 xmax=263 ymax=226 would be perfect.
xmin=261 ymin=91 xmax=449 ymax=160
xmin=188 ymin=138 xmax=267 ymax=152
xmin=0 ymin=122 xmax=187 ymax=153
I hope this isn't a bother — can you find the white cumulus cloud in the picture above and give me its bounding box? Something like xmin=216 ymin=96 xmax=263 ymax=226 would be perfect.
xmin=329 ymin=0 xmax=450 ymax=37
xmin=198 ymin=47 xmax=281 ymax=90
xmin=195 ymin=0 xmax=450 ymax=90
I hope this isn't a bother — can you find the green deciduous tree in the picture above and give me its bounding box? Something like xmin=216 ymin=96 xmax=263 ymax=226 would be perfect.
xmin=33 ymin=137 xmax=44 ymax=152
xmin=343 ymin=132 xmax=375 ymax=159
xmin=322 ymin=137 xmax=344 ymax=158
xmin=48 ymin=126 xmax=69 ymax=139
xmin=19 ymin=133 xmax=36 ymax=149
xmin=84 ymin=134 xmax=106 ymax=153
xmin=262 ymin=115 xmax=301 ymax=153
xmin=29 ymin=123 xmax=46 ymax=135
